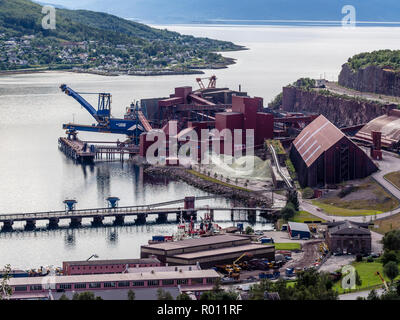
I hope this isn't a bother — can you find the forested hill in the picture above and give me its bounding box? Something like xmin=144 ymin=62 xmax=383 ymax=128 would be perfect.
xmin=0 ymin=0 xmax=240 ymax=48
xmin=0 ymin=0 xmax=243 ymax=74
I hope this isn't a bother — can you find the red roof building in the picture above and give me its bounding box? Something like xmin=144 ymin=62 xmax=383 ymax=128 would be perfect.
xmin=290 ymin=115 xmax=378 ymax=187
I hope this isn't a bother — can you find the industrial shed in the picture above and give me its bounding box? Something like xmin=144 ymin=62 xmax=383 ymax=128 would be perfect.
xmin=355 ymin=109 xmax=400 ymax=149
xmin=290 ymin=115 xmax=378 ymax=188
xmin=287 ymin=222 xmax=311 ymax=239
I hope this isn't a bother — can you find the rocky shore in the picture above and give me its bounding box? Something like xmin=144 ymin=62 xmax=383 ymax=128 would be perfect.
xmin=144 ymin=166 xmax=272 ymax=208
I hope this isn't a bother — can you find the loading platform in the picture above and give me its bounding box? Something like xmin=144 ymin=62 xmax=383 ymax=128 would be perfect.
xmin=58 ymin=137 xmax=140 ymax=162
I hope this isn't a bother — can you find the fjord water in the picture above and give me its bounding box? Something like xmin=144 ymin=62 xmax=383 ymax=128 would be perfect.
xmin=1 ymin=25 xmax=400 ymax=269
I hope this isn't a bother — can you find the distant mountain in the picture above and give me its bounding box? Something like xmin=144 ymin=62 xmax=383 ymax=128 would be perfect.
xmin=39 ymin=0 xmax=400 ymax=24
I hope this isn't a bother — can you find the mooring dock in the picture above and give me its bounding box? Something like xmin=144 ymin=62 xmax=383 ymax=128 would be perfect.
xmin=0 ymin=196 xmax=275 ymax=232
xmin=58 ymin=137 xmax=140 ymax=162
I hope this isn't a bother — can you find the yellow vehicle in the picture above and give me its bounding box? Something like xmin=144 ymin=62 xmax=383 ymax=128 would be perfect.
xmin=232 ymin=252 xmax=252 ymax=273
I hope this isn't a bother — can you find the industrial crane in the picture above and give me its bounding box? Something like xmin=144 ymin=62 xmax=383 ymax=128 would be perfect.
xmin=375 ymin=271 xmax=389 ymax=291
xmin=60 ymin=84 xmax=150 ymax=144
xmin=196 ymin=75 xmax=217 ymax=90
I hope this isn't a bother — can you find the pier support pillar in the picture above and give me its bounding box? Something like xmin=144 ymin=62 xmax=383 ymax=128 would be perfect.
xmin=209 ymin=209 xmax=214 ymax=222
xmin=248 ymin=210 xmax=257 ymax=223
xmin=2 ymin=220 xmax=13 ymax=232
xmin=135 ymin=213 xmax=147 ymax=225
xmin=25 ymin=219 xmax=36 ymax=231
xmin=92 ymin=216 xmax=104 ymax=226
xmin=48 ymin=218 xmax=59 ymax=229
xmin=183 ymin=210 xmax=197 ymax=222
xmin=70 ymin=217 xmax=82 ymax=228
xmin=156 ymin=213 xmax=168 ymax=224
xmin=114 ymin=215 xmax=125 ymax=226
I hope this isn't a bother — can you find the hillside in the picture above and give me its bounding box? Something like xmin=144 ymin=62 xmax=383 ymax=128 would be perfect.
xmin=339 ymin=50 xmax=400 ymax=97
xmin=44 ymin=0 xmax=400 ymax=24
xmin=0 ymin=0 xmax=243 ymax=74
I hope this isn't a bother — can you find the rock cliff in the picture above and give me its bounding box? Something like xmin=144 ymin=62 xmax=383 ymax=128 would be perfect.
xmin=282 ymin=86 xmax=396 ymax=127
xmin=339 ymin=63 xmax=400 ymax=97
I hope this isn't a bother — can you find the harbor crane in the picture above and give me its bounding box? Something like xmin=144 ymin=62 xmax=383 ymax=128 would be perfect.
xmin=196 ymin=75 xmax=217 ymax=90
xmin=60 ymin=84 xmax=151 ymax=145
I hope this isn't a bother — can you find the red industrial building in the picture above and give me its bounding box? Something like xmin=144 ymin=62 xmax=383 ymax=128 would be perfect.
xmin=140 ymin=91 xmax=274 ymax=159
xmin=290 ymin=115 xmax=378 ymax=188
xmin=215 ymin=95 xmax=274 ymax=155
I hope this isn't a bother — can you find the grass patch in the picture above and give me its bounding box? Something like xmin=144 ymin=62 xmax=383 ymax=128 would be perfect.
xmin=373 ymin=212 xmax=400 ymax=234
xmin=333 ymin=261 xmax=400 ymax=294
xmin=384 ymin=171 xmax=400 ymax=190
xmin=186 ymin=170 xmax=251 ymax=192
xmin=291 ymin=211 xmax=326 ymax=223
xmin=312 ymin=178 xmax=399 ymax=216
xmin=274 ymin=243 xmax=301 ymax=251
xmin=312 ymin=201 xmax=382 ymax=217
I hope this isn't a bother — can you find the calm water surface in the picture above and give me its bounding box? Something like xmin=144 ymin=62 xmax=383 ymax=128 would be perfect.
xmin=1 ymin=25 xmax=400 ymax=269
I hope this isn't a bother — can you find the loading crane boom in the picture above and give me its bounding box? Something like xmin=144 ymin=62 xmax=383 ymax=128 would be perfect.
xmin=375 ymin=271 xmax=389 ymax=291
xmin=60 ymin=84 xmax=151 ymax=145
xmin=196 ymin=75 xmax=217 ymax=90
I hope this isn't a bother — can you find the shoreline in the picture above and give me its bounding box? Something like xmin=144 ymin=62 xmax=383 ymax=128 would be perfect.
xmin=144 ymin=165 xmax=274 ymax=209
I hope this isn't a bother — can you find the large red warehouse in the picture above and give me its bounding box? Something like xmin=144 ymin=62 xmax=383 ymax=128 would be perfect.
xmin=290 ymin=115 xmax=378 ymax=188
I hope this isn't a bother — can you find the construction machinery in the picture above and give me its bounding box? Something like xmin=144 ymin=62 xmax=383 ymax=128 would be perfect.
xmin=60 ymin=84 xmax=151 ymax=144
xmin=233 ymin=252 xmax=252 ymax=269
xmin=196 ymin=75 xmax=217 ymax=90
xmin=375 ymin=271 xmax=389 ymax=291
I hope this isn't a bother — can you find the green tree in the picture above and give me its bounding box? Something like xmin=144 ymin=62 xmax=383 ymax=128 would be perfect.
xmin=302 ymin=188 xmax=314 ymax=199
xmin=287 ymin=190 xmax=300 ymax=211
xmin=59 ymin=294 xmax=69 ymax=300
xmin=382 ymin=250 xmax=399 ymax=266
xmin=383 ymin=230 xmax=400 ymax=251
xmin=383 ymin=261 xmax=399 ymax=283
xmin=367 ymin=289 xmax=380 ymax=300
xmin=176 ymin=292 xmax=192 ymax=300
xmin=157 ymin=288 xmax=174 ymax=300
xmin=72 ymin=292 xmax=103 ymax=300
xmin=127 ymin=289 xmax=135 ymax=301
xmin=245 ymin=226 xmax=254 ymax=235
xmin=280 ymin=202 xmax=297 ymax=221
xmin=0 ymin=264 xmax=12 ymax=300
xmin=249 ymin=269 xmax=338 ymax=300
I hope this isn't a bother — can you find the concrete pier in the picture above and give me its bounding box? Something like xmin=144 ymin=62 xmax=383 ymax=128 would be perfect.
xmin=156 ymin=213 xmax=168 ymax=224
xmin=48 ymin=218 xmax=59 ymax=229
xmin=25 ymin=219 xmax=36 ymax=231
xmin=114 ymin=215 xmax=125 ymax=225
xmin=2 ymin=220 xmax=13 ymax=232
xmin=70 ymin=217 xmax=82 ymax=228
xmin=135 ymin=213 xmax=147 ymax=224
xmin=92 ymin=216 xmax=104 ymax=226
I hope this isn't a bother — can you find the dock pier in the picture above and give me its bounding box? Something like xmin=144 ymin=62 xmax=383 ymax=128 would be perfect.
xmin=0 ymin=196 xmax=277 ymax=232
xmin=59 ymin=136 xmax=140 ymax=163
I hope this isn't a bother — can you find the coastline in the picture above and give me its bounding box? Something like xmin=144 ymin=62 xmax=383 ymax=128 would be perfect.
xmin=144 ymin=165 xmax=274 ymax=209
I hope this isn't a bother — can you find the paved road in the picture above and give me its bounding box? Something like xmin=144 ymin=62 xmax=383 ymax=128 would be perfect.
xmin=324 ymin=82 xmax=400 ymax=105
xmin=339 ymin=288 xmax=384 ymax=300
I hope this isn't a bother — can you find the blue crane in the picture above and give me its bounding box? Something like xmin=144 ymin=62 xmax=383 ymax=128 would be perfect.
xmin=60 ymin=84 xmax=149 ymax=144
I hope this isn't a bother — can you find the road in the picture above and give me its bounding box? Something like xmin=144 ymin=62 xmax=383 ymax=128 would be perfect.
xmin=324 ymin=82 xmax=400 ymax=105
xmin=339 ymin=288 xmax=384 ymax=300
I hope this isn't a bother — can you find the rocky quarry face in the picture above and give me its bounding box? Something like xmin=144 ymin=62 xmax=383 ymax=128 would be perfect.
xmin=282 ymin=86 xmax=396 ymax=127
xmin=339 ymin=63 xmax=400 ymax=97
